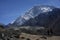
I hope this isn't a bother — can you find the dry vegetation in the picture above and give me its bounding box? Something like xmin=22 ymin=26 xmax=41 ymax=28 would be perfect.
xmin=0 ymin=25 xmax=60 ymax=40
xmin=19 ymin=33 xmax=60 ymax=40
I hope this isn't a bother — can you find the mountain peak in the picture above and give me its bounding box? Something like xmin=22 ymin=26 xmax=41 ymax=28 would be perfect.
xmin=11 ymin=5 xmax=60 ymax=26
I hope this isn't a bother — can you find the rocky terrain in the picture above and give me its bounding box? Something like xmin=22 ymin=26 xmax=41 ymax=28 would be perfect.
xmin=0 ymin=26 xmax=60 ymax=40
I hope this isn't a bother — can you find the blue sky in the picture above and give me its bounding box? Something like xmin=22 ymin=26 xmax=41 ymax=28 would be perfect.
xmin=0 ymin=0 xmax=60 ymax=25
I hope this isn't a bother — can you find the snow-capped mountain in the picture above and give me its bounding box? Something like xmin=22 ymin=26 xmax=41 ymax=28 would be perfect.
xmin=10 ymin=5 xmax=60 ymax=30
xmin=9 ymin=5 xmax=60 ymax=35
xmin=12 ymin=5 xmax=58 ymax=26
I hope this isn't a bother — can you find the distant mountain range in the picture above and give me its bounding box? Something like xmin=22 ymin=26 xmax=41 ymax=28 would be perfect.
xmin=0 ymin=23 xmax=5 ymax=28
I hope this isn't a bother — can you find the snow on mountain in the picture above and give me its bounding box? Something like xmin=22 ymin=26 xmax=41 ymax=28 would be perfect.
xmin=40 ymin=7 xmax=52 ymax=12
xmin=13 ymin=5 xmax=58 ymax=25
xmin=7 ymin=5 xmax=60 ymax=35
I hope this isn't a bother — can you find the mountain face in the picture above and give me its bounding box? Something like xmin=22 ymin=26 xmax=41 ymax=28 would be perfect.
xmin=10 ymin=5 xmax=60 ymax=35
xmin=13 ymin=5 xmax=53 ymax=26
xmin=12 ymin=5 xmax=60 ymax=27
